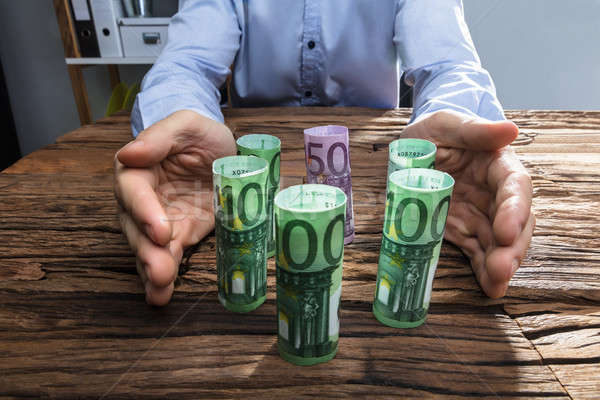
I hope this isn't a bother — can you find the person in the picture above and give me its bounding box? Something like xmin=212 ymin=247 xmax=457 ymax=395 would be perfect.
xmin=114 ymin=0 xmax=534 ymax=306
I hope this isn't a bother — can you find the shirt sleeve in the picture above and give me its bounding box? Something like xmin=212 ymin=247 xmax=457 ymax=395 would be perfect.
xmin=131 ymin=0 xmax=241 ymax=136
xmin=394 ymin=0 xmax=505 ymax=123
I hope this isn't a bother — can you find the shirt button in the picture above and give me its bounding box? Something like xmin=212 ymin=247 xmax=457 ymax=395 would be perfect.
xmin=305 ymin=90 xmax=312 ymax=97
xmin=307 ymin=40 xmax=315 ymax=49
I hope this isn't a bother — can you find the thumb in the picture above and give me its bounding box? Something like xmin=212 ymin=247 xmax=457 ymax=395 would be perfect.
xmin=460 ymin=119 xmax=519 ymax=152
xmin=410 ymin=110 xmax=519 ymax=152
xmin=117 ymin=111 xmax=200 ymax=167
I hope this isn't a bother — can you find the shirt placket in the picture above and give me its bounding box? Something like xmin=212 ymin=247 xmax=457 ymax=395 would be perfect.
xmin=300 ymin=0 xmax=321 ymax=106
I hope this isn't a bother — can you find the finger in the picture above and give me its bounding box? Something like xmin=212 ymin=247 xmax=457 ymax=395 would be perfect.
xmin=451 ymin=179 xmax=493 ymax=216
xmin=145 ymin=281 xmax=175 ymax=307
xmin=117 ymin=118 xmax=178 ymax=168
xmin=412 ymin=110 xmax=519 ymax=152
xmin=444 ymin=229 xmax=499 ymax=297
xmin=171 ymin=205 xmax=216 ymax=249
xmin=480 ymin=277 xmax=509 ymax=300
xmin=161 ymin=187 xmax=216 ymax=249
xmin=134 ymin=229 xmax=179 ymax=308
xmin=145 ymin=232 xmax=186 ymax=307
xmin=136 ymin=259 xmax=148 ymax=285
xmin=115 ymin=161 xmax=171 ymax=246
xmin=489 ymin=151 xmax=533 ymax=246
xmin=446 ymin=201 xmax=494 ymax=250
xmin=120 ymin=212 xmax=179 ymax=289
xmin=486 ymin=213 xmax=536 ymax=285
xmin=117 ymin=110 xmax=209 ymax=167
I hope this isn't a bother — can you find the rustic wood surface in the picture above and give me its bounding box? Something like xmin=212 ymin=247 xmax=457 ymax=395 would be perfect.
xmin=0 ymin=108 xmax=598 ymax=399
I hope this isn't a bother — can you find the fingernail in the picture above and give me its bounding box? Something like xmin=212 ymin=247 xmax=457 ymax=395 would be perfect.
xmin=123 ymin=140 xmax=145 ymax=152
xmin=499 ymin=282 xmax=509 ymax=298
xmin=511 ymin=259 xmax=520 ymax=275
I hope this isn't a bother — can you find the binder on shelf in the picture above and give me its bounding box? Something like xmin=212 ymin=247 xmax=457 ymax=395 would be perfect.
xmin=69 ymin=0 xmax=100 ymax=57
xmin=89 ymin=0 xmax=124 ymax=57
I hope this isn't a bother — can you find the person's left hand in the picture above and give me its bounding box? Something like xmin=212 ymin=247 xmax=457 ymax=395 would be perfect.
xmin=402 ymin=110 xmax=535 ymax=298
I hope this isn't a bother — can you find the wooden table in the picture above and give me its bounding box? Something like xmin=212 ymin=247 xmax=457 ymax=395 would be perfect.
xmin=1 ymin=108 xmax=598 ymax=399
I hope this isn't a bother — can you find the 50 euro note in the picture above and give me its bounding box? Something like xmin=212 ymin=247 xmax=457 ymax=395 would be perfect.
xmin=304 ymin=125 xmax=354 ymax=244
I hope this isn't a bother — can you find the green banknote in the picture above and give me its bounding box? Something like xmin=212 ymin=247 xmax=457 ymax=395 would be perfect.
xmin=274 ymin=184 xmax=346 ymax=365
xmin=373 ymin=168 xmax=454 ymax=328
xmin=213 ymin=155 xmax=269 ymax=313
xmin=388 ymin=138 xmax=436 ymax=177
xmin=236 ymin=134 xmax=281 ymax=258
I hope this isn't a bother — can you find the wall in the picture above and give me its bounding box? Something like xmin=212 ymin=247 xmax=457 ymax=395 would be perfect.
xmin=1 ymin=0 xmax=599 ymax=156
xmin=0 ymin=1 xmax=162 ymax=156
xmin=463 ymin=0 xmax=600 ymax=110
xmin=0 ymin=0 xmax=80 ymax=156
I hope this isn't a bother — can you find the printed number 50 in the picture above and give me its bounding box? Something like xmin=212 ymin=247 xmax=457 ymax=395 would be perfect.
xmin=307 ymin=142 xmax=348 ymax=176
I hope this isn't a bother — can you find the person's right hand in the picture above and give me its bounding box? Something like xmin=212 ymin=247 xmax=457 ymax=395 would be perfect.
xmin=114 ymin=110 xmax=236 ymax=306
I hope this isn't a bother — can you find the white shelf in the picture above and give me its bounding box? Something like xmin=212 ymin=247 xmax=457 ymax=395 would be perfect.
xmin=65 ymin=57 xmax=157 ymax=65
xmin=118 ymin=17 xmax=171 ymax=26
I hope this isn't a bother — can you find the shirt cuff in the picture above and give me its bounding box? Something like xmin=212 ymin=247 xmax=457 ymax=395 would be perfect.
xmin=407 ymin=63 xmax=506 ymax=124
xmin=411 ymin=93 xmax=506 ymax=124
xmin=130 ymin=83 xmax=224 ymax=137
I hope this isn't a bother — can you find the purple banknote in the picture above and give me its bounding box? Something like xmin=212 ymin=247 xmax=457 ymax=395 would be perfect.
xmin=304 ymin=125 xmax=354 ymax=244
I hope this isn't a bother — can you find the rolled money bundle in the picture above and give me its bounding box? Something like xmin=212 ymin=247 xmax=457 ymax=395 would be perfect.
xmin=388 ymin=138 xmax=436 ymax=177
xmin=274 ymin=184 xmax=346 ymax=365
xmin=373 ymin=168 xmax=454 ymax=328
xmin=212 ymin=155 xmax=269 ymax=313
xmin=236 ymin=134 xmax=281 ymax=258
xmin=304 ymin=125 xmax=354 ymax=244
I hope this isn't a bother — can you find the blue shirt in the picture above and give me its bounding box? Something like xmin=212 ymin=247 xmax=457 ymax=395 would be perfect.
xmin=132 ymin=0 xmax=505 ymax=135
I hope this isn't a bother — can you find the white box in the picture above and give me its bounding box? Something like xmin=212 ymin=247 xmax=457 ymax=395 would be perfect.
xmin=118 ymin=18 xmax=170 ymax=58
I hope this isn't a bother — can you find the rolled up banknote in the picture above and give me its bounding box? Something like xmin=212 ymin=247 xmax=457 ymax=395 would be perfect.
xmin=388 ymin=138 xmax=436 ymax=177
xmin=304 ymin=125 xmax=354 ymax=244
xmin=274 ymin=184 xmax=346 ymax=365
xmin=373 ymin=168 xmax=454 ymax=328
xmin=236 ymin=134 xmax=281 ymax=258
xmin=212 ymin=155 xmax=269 ymax=313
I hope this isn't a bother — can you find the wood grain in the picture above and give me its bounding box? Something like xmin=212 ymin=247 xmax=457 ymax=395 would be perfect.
xmin=0 ymin=295 xmax=567 ymax=398
xmin=53 ymin=0 xmax=80 ymax=58
xmin=67 ymin=65 xmax=93 ymax=126
xmin=0 ymin=108 xmax=598 ymax=398
xmin=505 ymin=303 xmax=600 ymax=399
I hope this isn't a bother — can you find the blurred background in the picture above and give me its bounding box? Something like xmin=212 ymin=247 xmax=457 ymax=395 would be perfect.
xmin=0 ymin=0 xmax=599 ymax=168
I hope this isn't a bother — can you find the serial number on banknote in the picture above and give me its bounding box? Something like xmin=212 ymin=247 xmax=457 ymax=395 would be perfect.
xmin=231 ymin=169 xmax=251 ymax=176
xmin=398 ymin=151 xmax=426 ymax=158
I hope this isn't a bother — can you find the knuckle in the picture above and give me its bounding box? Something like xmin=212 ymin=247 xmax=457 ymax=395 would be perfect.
xmin=514 ymin=171 xmax=533 ymax=192
xmin=175 ymin=110 xmax=203 ymax=132
xmin=427 ymin=110 xmax=446 ymax=127
xmin=424 ymin=110 xmax=459 ymax=133
xmin=120 ymin=217 xmax=140 ymax=254
xmin=130 ymin=189 xmax=151 ymax=215
xmin=137 ymin=251 xmax=151 ymax=268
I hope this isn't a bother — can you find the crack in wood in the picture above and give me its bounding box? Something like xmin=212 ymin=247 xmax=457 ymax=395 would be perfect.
xmin=503 ymin=303 xmax=575 ymax=399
